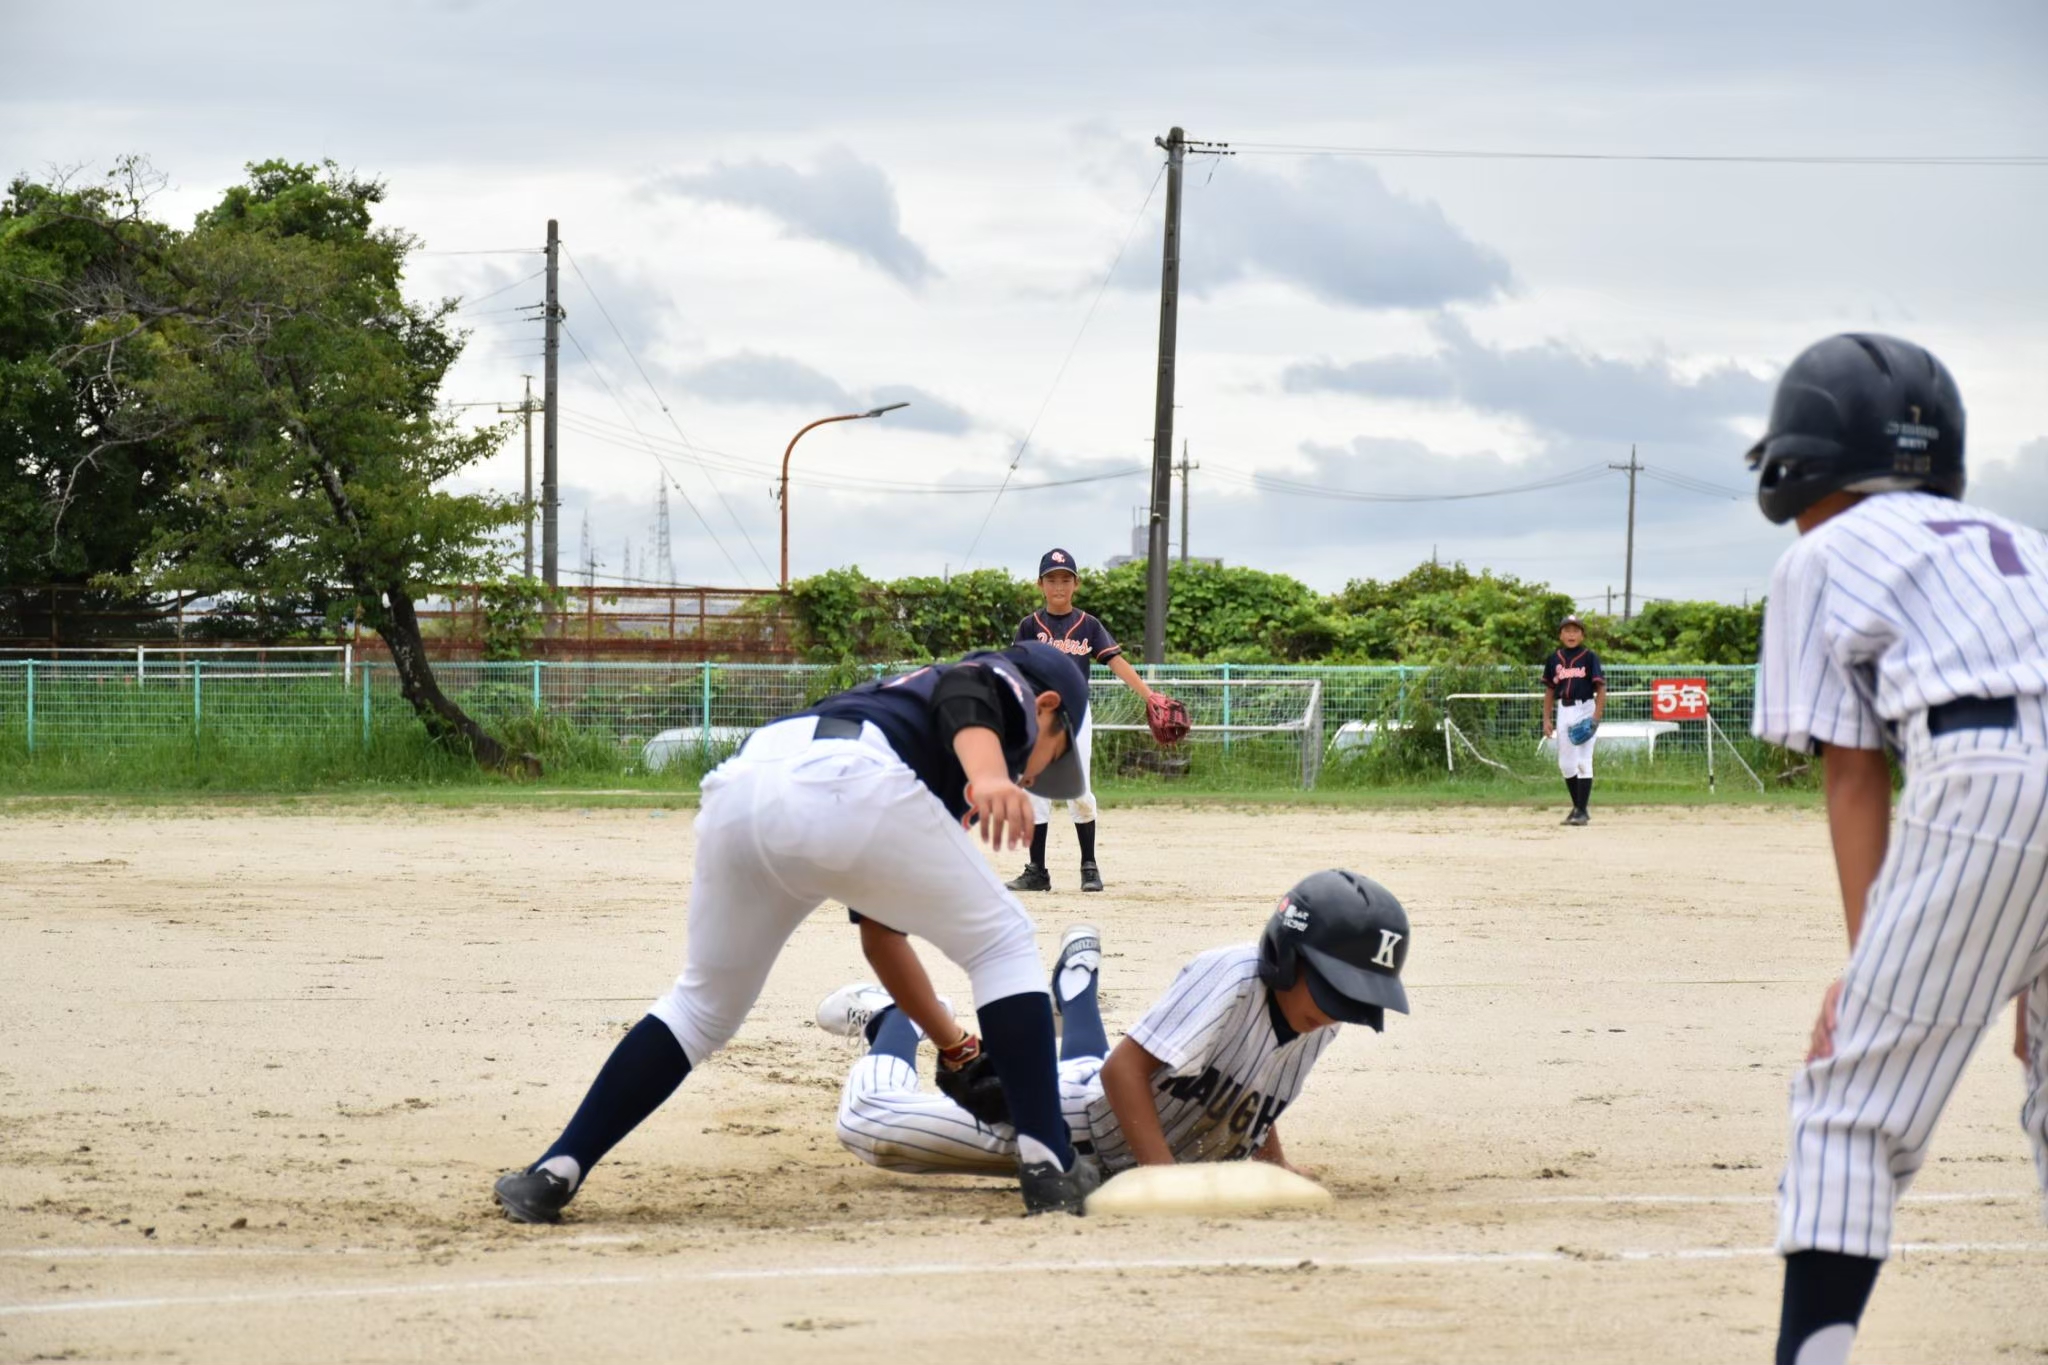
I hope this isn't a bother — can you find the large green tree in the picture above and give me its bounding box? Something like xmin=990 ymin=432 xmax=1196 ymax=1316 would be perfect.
xmin=33 ymin=159 xmax=523 ymax=764
xmin=0 ymin=169 xmax=187 ymax=642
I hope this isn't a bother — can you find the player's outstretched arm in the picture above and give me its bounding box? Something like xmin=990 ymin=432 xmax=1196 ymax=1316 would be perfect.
xmin=1104 ymin=653 xmax=1154 ymax=701
xmin=859 ymin=918 xmax=968 ymax=1051
xmin=1101 ymin=1036 xmax=1175 ymax=1165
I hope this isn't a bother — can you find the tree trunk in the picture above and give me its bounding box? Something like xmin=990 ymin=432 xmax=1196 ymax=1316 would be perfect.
xmin=370 ymin=583 xmax=532 ymax=774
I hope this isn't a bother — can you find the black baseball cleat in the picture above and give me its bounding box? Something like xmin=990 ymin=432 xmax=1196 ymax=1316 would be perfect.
xmin=1018 ymin=1156 xmax=1100 ymax=1216
xmin=1078 ymin=861 xmax=1104 ymax=893
xmin=1006 ymin=863 xmax=1051 ymax=892
xmin=494 ymin=1167 xmax=575 ymax=1224
xmin=1564 ymin=809 xmax=1589 ymax=827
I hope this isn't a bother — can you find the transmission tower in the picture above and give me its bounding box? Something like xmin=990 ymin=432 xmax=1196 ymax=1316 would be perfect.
xmin=653 ymin=481 xmax=675 ymax=586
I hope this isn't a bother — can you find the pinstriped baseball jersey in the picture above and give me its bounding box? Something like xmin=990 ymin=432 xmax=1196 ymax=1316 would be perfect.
xmin=1081 ymin=945 xmax=1335 ymax=1170
xmin=1754 ymin=490 xmax=2048 ymax=755
xmin=1754 ymin=488 xmax=2048 ymax=1259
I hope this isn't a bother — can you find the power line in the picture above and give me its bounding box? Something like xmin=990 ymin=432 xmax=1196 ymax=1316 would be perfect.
xmin=415 ymin=247 xmax=547 ymax=256
xmin=559 ymin=412 xmax=1143 ymax=495
xmin=1638 ymin=466 xmax=1749 ymax=500
xmin=450 ymin=269 xmax=545 ymax=311
xmin=1225 ymin=142 xmax=2048 ymax=167
xmin=1213 ymin=461 xmax=1612 ymax=503
xmin=959 ymin=163 xmax=1170 ymax=567
xmin=557 ymin=322 xmax=753 ymax=585
xmin=561 ymin=247 xmax=776 ymax=582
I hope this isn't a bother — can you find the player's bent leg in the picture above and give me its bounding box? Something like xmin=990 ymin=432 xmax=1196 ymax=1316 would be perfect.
xmin=2023 ymin=966 xmax=2048 ymax=1226
xmin=836 ymin=1052 xmax=1018 ymax=1175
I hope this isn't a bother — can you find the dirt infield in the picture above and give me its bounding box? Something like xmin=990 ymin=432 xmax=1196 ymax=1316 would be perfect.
xmin=2 ymin=803 xmax=2043 ymax=1363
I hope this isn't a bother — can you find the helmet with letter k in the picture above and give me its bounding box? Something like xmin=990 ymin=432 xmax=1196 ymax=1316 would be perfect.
xmin=1258 ymin=869 xmax=1411 ymax=1033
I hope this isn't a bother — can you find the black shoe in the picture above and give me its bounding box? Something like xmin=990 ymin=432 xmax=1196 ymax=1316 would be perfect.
xmin=1564 ymin=809 xmax=1589 ymax=827
xmin=1018 ymin=1156 xmax=1101 ymax=1216
xmin=494 ymin=1167 xmax=575 ymax=1224
xmin=1078 ymin=861 xmax=1104 ymax=893
xmin=1006 ymin=864 xmax=1051 ymax=892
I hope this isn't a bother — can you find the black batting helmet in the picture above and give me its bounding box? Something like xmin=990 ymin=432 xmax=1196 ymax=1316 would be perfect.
xmin=1746 ymin=333 xmax=1965 ymax=526
xmin=1258 ymin=869 xmax=1410 ymax=1032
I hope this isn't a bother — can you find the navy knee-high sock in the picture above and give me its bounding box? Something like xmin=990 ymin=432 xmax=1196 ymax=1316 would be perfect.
xmin=1074 ymin=820 xmax=1098 ymax=864
xmin=1028 ymin=822 xmax=1050 ymax=867
xmin=1056 ymin=961 xmax=1108 ymax=1064
xmin=1776 ymin=1251 xmax=1881 ymax=1365
xmin=537 ymin=1015 xmax=690 ymax=1183
xmin=865 ymin=1004 xmax=922 ymax=1065
xmin=976 ymin=992 xmax=1074 ymax=1170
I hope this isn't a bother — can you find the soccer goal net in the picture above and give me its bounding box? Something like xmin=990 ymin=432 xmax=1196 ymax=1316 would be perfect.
xmin=1090 ymin=677 xmax=1325 ymax=790
xmin=1442 ymin=689 xmax=1763 ymax=791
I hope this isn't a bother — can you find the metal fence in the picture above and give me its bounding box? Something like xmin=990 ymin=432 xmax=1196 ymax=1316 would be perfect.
xmin=0 ymin=659 xmax=1762 ymax=787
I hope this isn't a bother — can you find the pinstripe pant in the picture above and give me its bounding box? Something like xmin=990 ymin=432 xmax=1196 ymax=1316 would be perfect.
xmin=1780 ymin=719 xmax=2048 ymax=1257
xmin=835 ymin=1054 xmax=1106 ymax=1175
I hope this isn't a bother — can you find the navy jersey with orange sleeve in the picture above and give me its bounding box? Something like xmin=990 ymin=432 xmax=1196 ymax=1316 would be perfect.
xmin=1016 ymin=609 xmax=1122 ymax=665
xmin=1542 ymin=648 xmax=1604 ymax=705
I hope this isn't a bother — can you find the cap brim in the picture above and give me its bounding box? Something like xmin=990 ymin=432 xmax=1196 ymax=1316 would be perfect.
xmin=1301 ymin=942 xmax=1409 ymax=1015
xmin=1025 ymin=717 xmax=1087 ymax=800
xmin=1305 ymin=965 xmax=1386 ymax=1031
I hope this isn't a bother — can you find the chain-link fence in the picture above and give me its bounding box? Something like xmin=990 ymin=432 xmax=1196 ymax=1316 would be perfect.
xmin=0 ymin=658 xmax=1764 ymax=789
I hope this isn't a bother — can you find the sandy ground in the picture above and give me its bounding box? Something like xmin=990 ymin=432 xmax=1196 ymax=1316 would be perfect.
xmin=1 ymin=801 xmax=2044 ymax=1364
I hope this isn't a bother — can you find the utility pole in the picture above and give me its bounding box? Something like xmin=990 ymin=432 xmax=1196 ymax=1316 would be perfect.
xmin=1610 ymin=445 xmax=1641 ymax=619
xmin=1175 ymin=441 xmax=1199 ymax=565
xmin=653 ymin=480 xmax=674 ymax=587
xmin=542 ymin=219 xmax=562 ymax=588
xmin=497 ymin=376 xmax=541 ymax=579
xmin=1142 ymin=127 xmax=1186 ymax=665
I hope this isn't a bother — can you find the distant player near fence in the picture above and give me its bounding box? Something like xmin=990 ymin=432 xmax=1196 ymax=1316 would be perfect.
xmin=1747 ymin=333 xmax=2048 ymax=1365
xmin=1008 ymin=548 xmax=1184 ymax=893
xmin=1541 ymin=614 xmax=1606 ymax=826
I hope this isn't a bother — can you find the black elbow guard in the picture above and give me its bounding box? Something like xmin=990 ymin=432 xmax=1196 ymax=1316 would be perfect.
xmin=931 ymin=667 xmax=1007 ymax=746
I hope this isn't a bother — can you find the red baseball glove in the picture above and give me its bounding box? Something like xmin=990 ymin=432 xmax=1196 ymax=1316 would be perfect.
xmin=1146 ymin=691 xmax=1191 ymax=745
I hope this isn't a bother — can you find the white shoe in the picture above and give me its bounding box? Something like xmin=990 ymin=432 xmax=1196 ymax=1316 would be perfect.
xmin=814 ymin=983 xmax=954 ymax=1039
xmin=1052 ymin=924 xmax=1102 ymax=1010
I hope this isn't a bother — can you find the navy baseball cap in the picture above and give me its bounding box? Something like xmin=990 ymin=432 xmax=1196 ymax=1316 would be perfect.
xmin=1037 ymin=548 xmax=1079 ymax=579
xmin=1002 ymin=642 xmax=1090 ymax=800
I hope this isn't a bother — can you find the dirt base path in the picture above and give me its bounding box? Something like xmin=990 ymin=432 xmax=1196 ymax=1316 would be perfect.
xmin=2 ymin=803 xmax=2042 ymax=1363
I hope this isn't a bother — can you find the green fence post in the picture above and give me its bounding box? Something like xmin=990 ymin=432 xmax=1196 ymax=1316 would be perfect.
xmin=192 ymin=659 xmax=203 ymax=757
xmin=532 ymin=660 xmax=543 ymax=714
xmin=24 ymin=660 xmax=34 ymax=756
xmin=700 ymin=661 xmax=713 ymax=755
xmin=360 ymin=661 xmax=372 ymax=752
xmin=1220 ymin=662 xmax=1233 ymax=754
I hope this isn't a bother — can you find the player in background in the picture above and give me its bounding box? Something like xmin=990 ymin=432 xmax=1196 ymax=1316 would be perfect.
xmin=1747 ymin=334 xmax=2048 ymax=1365
xmin=817 ymin=870 xmax=1410 ymax=1181
xmin=492 ymin=643 xmax=1102 ymax=1223
xmin=1541 ymin=614 xmax=1606 ymax=826
xmin=1008 ymin=548 xmax=1166 ymax=893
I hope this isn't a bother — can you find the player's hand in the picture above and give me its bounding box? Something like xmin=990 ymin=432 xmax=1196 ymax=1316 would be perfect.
xmin=963 ymin=777 xmax=1034 ymax=851
xmin=1543 ymin=721 xmax=1556 ymax=739
xmin=1807 ymin=977 xmax=1845 ymax=1062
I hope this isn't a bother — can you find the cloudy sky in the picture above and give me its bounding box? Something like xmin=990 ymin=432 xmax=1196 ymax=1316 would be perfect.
xmin=6 ymin=0 xmax=2044 ymax=608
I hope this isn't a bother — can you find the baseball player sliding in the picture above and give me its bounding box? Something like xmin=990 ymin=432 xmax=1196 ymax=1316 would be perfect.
xmin=1540 ymin=614 xmax=1605 ymax=826
xmin=1748 ymin=334 xmax=2048 ymax=1365
xmin=1008 ymin=547 xmax=1186 ymax=894
xmin=492 ymin=643 xmax=1103 ymax=1221
xmin=814 ymin=870 xmax=1410 ymax=1180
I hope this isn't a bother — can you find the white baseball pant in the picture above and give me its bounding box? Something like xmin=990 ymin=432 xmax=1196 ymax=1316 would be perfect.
xmin=1779 ymin=710 xmax=2048 ymax=1258
xmin=648 ymin=717 xmax=1046 ymax=1066
xmin=835 ymin=1052 xmax=1105 ymax=1174
xmin=1555 ymin=699 xmax=1597 ymax=780
xmin=1028 ymin=711 xmax=1096 ymax=824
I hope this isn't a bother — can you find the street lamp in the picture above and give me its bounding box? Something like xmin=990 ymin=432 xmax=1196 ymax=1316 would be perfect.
xmin=779 ymin=401 xmax=910 ymax=588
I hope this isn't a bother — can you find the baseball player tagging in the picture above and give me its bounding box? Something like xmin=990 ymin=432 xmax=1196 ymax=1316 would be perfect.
xmin=492 ymin=643 xmax=1102 ymax=1222
xmin=1748 ymin=334 xmax=2048 ymax=1365
xmin=825 ymin=870 xmax=1411 ymax=1181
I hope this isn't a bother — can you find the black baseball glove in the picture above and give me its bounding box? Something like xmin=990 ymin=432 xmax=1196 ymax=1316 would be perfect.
xmin=934 ymin=1039 xmax=1012 ymax=1127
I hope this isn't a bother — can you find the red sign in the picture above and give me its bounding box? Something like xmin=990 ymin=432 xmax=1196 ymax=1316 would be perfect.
xmin=1652 ymin=678 xmax=1709 ymax=721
